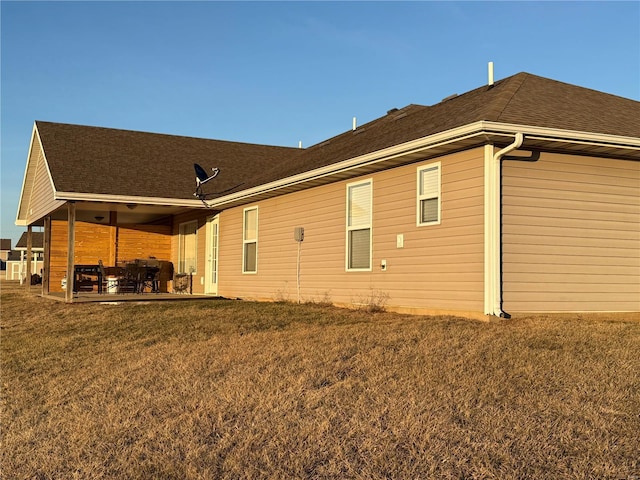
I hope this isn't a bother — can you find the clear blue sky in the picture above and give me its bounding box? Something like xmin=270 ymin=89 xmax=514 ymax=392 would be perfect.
xmin=1 ymin=1 xmax=639 ymax=245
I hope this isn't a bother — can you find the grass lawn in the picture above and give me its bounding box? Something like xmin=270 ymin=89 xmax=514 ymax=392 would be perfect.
xmin=2 ymin=281 xmax=639 ymax=479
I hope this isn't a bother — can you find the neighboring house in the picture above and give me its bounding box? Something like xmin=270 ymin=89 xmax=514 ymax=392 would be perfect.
xmin=0 ymin=239 xmax=11 ymax=270
xmin=5 ymin=232 xmax=44 ymax=281
xmin=0 ymin=238 xmax=11 ymax=262
xmin=15 ymin=72 xmax=640 ymax=316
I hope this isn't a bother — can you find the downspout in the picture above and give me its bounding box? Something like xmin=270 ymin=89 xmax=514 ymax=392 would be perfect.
xmin=486 ymin=132 xmax=523 ymax=318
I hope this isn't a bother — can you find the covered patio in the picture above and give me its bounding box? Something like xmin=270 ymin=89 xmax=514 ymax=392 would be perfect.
xmin=19 ymin=199 xmax=206 ymax=303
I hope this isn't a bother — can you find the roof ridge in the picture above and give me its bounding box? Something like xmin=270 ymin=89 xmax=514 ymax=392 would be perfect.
xmin=483 ymin=72 xmax=529 ymax=121
xmin=35 ymin=120 xmax=301 ymax=151
xmin=515 ymin=73 xmax=640 ymax=102
xmin=306 ymin=103 xmax=428 ymax=150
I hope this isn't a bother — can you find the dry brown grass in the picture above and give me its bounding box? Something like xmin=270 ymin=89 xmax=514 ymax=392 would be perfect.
xmin=2 ymin=280 xmax=639 ymax=479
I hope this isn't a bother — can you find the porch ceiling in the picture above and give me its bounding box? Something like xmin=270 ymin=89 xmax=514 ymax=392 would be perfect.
xmin=40 ymin=202 xmax=207 ymax=226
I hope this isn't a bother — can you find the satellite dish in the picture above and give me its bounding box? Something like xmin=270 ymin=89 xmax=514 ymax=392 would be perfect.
xmin=194 ymin=163 xmax=219 ymax=186
xmin=193 ymin=163 xmax=243 ymax=207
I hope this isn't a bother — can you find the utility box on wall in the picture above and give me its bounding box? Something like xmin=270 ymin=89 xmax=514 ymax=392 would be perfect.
xmin=294 ymin=227 xmax=304 ymax=242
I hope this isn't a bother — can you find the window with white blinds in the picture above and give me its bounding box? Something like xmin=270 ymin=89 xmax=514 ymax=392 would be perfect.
xmin=417 ymin=163 xmax=441 ymax=226
xmin=243 ymin=207 xmax=258 ymax=273
xmin=346 ymin=180 xmax=372 ymax=270
xmin=178 ymin=220 xmax=198 ymax=274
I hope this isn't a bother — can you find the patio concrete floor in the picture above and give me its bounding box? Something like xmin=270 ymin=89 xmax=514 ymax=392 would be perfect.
xmin=43 ymin=291 xmax=225 ymax=304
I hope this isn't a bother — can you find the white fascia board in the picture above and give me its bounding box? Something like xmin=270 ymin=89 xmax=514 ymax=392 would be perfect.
xmin=205 ymin=122 xmax=497 ymax=208
xmin=204 ymin=121 xmax=640 ymax=209
xmin=480 ymin=122 xmax=640 ymax=148
xmin=15 ymin=247 xmax=44 ymax=252
xmin=54 ymin=191 xmax=207 ymax=208
xmin=41 ymin=121 xmax=640 ymax=214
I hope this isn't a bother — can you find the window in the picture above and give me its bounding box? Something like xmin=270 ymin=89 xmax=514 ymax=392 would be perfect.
xmin=417 ymin=162 xmax=441 ymax=226
xmin=346 ymin=180 xmax=372 ymax=270
xmin=178 ymin=220 xmax=198 ymax=274
xmin=243 ymin=207 xmax=258 ymax=273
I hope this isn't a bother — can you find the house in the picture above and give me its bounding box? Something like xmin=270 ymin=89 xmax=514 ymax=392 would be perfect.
xmin=0 ymin=238 xmax=11 ymax=270
xmin=0 ymin=238 xmax=11 ymax=262
xmin=5 ymin=232 xmax=44 ymax=281
xmin=15 ymin=71 xmax=640 ymax=317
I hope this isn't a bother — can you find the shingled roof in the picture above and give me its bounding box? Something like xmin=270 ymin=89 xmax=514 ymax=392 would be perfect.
xmin=32 ymin=72 xmax=640 ymax=205
xmin=36 ymin=122 xmax=302 ymax=200
xmin=258 ymin=72 xmax=640 ymax=182
xmin=15 ymin=231 xmax=44 ymax=249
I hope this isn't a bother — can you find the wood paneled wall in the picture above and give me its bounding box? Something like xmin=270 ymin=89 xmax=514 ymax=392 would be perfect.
xmin=49 ymin=220 xmax=172 ymax=292
xmin=117 ymin=224 xmax=172 ymax=264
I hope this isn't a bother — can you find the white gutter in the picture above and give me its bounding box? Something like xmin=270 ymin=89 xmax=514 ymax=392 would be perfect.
xmin=53 ymin=192 xmax=206 ymax=207
xmin=46 ymin=124 xmax=492 ymax=211
xmin=19 ymin=120 xmax=638 ymax=226
xmin=480 ymin=121 xmax=640 ymax=148
xmin=18 ymin=122 xmax=499 ymax=225
xmin=484 ymin=133 xmax=524 ymax=318
xmin=203 ymin=122 xmax=507 ymax=209
xmin=204 ymin=121 xmax=639 ymax=209
xmin=76 ymin=120 xmax=630 ymax=214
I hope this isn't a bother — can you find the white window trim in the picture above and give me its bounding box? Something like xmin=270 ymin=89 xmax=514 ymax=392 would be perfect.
xmin=345 ymin=179 xmax=373 ymax=272
xmin=242 ymin=206 xmax=258 ymax=274
xmin=178 ymin=220 xmax=198 ymax=274
xmin=416 ymin=162 xmax=442 ymax=227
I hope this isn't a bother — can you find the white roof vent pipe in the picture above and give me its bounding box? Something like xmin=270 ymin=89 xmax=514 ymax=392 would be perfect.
xmin=488 ymin=61 xmax=495 ymax=87
xmin=352 ymin=117 xmax=357 ymax=131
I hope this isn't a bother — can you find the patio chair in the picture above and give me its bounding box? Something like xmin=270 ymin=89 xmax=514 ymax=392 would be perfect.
xmin=138 ymin=266 xmax=160 ymax=293
xmin=118 ymin=263 xmax=140 ymax=294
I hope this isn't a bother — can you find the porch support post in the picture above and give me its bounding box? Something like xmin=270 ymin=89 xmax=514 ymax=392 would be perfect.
xmin=109 ymin=211 xmax=118 ymax=265
xmin=26 ymin=225 xmax=33 ymax=291
xmin=19 ymin=250 xmax=24 ymax=285
xmin=43 ymin=216 xmax=51 ymax=295
xmin=65 ymin=202 xmax=76 ymax=303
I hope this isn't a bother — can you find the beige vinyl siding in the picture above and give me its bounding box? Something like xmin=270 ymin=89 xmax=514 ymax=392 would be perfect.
xmin=218 ymin=186 xmax=346 ymax=302
xmin=217 ymin=148 xmax=485 ymax=314
xmin=21 ymin=134 xmax=65 ymax=225
xmin=373 ymin=150 xmax=484 ymax=311
xmin=502 ymin=153 xmax=640 ymax=312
